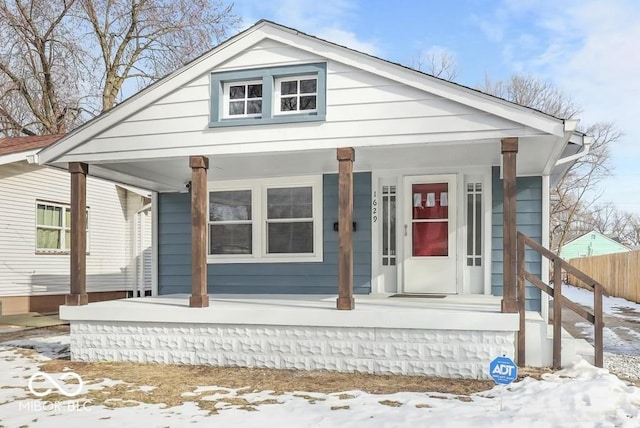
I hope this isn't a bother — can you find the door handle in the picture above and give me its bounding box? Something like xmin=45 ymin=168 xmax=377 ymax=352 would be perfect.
xmin=405 ymin=224 xmax=408 ymax=236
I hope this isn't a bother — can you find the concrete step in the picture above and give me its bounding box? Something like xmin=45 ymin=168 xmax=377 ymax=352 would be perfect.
xmin=524 ymin=311 xmax=592 ymax=368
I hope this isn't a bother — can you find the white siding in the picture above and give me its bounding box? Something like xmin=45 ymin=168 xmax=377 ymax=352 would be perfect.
xmin=0 ymin=161 xmax=134 ymax=296
xmin=65 ymin=39 xmax=542 ymax=159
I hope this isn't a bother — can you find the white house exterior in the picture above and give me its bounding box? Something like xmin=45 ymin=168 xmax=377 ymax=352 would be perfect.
xmin=0 ymin=135 xmax=152 ymax=315
xmin=36 ymin=21 xmax=591 ymax=378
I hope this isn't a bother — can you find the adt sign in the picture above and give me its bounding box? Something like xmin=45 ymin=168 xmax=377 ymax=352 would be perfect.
xmin=490 ymin=356 xmax=518 ymax=385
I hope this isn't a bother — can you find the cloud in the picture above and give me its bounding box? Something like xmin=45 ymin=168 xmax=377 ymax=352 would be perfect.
xmin=234 ymin=0 xmax=380 ymax=55
xmin=481 ymin=0 xmax=640 ymax=211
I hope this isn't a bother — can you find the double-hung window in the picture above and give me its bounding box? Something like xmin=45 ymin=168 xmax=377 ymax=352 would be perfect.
xmin=210 ymin=63 xmax=326 ymax=127
xmin=208 ymin=176 xmax=322 ymax=263
xmin=36 ymin=201 xmax=89 ymax=253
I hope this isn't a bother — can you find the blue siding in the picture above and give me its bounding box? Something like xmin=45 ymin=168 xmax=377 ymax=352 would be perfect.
xmin=158 ymin=173 xmax=372 ymax=295
xmin=491 ymin=166 xmax=543 ymax=311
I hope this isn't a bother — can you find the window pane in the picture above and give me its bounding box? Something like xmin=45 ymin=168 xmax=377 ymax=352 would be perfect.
xmin=475 ymin=193 xmax=482 ymax=256
xmin=412 ymin=183 xmax=448 ymax=220
xmin=300 ymin=79 xmax=317 ymax=93
xmin=209 ymin=224 xmax=252 ymax=254
xmin=267 ymin=187 xmax=312 ymax=219
xmin=247 ymin=84 xmax=262 ymax=98
xmin=280 ymin=97 xmax=297 ymax=111
xmin=247 ymin=100 xmax=262 ymax=114
xmin=229 ymin=101 xmax=245 ymax=115
xmin=300 ymin=96 xmax=316 ymax=110
xmin=382 ymin=195 xmax=388 ymax=257
xmin=65 ymin=208 xmax=71 ymax=227
xmin=281 ymin=80 xmax=297 ymax=95
xmin=229 ymin=85 xmax=245 ymax=99
xmin=390 ymin=195 xmax=396 ymax=254
xmin=412 ymin=221 xmax=448 ymax=256
xmin=267 ymin=222 xmax=313 ymax=253
xmin=37 ymin=228 xmax=60 ymax=249
xmin=39 ymin=205 xmax=62 ymax=227
xmin=467 ymin=194 xmax=473 ymax=256
xmin=64 ymin=230 xmax=71 ymax=250
xmin=210 ymin=190 xmax=251 ymax=221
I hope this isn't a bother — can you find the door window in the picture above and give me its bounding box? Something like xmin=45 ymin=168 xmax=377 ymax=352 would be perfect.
xmin=411 ymin=183 xmax=448 ymax=256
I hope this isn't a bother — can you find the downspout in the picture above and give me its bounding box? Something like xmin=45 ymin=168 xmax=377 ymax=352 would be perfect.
xmin=555 ymin=135 xmax=594 ymax=166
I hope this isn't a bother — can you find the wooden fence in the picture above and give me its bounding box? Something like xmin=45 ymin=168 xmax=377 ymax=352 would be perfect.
xmin=567 ymin=250 xmax=640 ymax=304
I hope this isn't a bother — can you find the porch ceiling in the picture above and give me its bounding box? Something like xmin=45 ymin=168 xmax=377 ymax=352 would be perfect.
xmin=66 ymin=135 xmax=558 ymax=192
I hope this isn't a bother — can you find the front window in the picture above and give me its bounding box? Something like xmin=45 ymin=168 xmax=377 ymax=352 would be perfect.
xmin=266 ymin=187 xmax=313 ymax=253
xmin=36 ymin=201 xmax=89 ymax=253
xmin=223 ymin=80 xmax=263 ymax=118
xmin=275 ymin=76 xmax=318 ymax=114
xmin=207 ymin=176 xmax=322 ymax=263
xmin=209 ymin=190 xmax=252 ymax=255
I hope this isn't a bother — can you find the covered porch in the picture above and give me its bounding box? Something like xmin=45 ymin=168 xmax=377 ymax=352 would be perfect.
xmin=61 ymin=293 xmax=518 ymax=379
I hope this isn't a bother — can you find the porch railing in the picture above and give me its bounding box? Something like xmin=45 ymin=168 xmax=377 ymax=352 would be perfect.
xmin=516 ymin=232 xmax=607 ymax=369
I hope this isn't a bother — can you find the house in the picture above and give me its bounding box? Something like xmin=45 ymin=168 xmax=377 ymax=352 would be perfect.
xmin=561 ymin=230 xmax=631 ymax=259
xmin=35 ymin=20 xmax=590 ymax=378
xmin=0 ymin=135 xmax=152 ymax=315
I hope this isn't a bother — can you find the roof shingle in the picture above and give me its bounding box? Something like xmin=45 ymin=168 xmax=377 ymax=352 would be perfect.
xmin=0 ymin=134 xmax=63 ymax=156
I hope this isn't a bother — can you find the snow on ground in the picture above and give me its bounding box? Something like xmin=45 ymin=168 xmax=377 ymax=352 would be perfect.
xmin=563 ymin=283 xmax=640 ymax=320
xmin=1 ymin=336 xmax=640 ymax=427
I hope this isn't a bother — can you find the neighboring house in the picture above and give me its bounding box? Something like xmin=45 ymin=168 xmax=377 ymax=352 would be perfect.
xmin=0 ymin=135 xmax=152 ymax=315
xmin=35 ymin=21 xmax=591 ymax=378
xmin=561 ymin=230 xmax=631 ymax=259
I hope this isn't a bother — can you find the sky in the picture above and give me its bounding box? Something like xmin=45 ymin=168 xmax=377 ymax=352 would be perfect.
xmin=232 ymin=0 xmax=640 ymax=214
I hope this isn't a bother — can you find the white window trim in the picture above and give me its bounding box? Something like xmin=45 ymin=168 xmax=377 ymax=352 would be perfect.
xmin=35 ymin=201 xmax=90 ymax=254
xmin=207 ymin=175 xmax=323 ymax=264
xmin=222 ymin=79 xmax=263 ymax=119
xmin=274 ymin=75 xmax=318 ymax=115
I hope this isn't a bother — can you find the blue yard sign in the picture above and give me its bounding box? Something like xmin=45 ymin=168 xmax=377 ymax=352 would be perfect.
xmin=490 ymin=356 xmax=518 ymax=385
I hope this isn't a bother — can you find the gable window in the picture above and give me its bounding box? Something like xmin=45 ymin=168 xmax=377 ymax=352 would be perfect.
xmin=223 ymin=81 xmax=263 ymax=118
xmin=210 ymin=63 xmax=326 ymax=127
xmin=208 ymin=176 xmax=322 ymax=263
xmin=275 ymin=76 xmax=317 ymax=114
xmin=36 ymin=201 xmax=89 ymax=253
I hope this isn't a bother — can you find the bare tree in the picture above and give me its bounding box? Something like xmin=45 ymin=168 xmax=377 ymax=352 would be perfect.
xmin=479 ymin=75 xmax=621 ymax=252
xmin=78 ymin=0 xmax=240 ymax=113
xmin=0 ymin=0 xmax=83 ymax=136
xmin=410 ymin=49 xmax=458 ymax=81
xmin=0 ymin=0 xmax=239 ymax=137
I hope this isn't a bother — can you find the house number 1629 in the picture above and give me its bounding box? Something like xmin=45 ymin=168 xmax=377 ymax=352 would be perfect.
xmin=372 ymin=191 xmax=378 ymax=222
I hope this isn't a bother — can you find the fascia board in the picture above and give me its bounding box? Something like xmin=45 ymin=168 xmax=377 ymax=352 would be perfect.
xmin=0 ymin=149 xmax=38 ymax=166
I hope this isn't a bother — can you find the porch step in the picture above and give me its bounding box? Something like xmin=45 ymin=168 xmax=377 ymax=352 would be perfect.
xmin=524 ymin=312 xmax=594 ymax=368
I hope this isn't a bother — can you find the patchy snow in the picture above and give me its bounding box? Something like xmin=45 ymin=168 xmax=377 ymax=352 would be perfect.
xmin=1 ymin=336 xmax=640 ymax=427
xmin=563 ymin=283 xmax=640 ymax=320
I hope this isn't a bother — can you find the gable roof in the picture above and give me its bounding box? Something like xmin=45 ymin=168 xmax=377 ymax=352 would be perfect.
xmin=37 ymin=20 xmax=577 ymax=166
xmin=561 ymin=230 xmax=631 ymax=250
xmin=0 ymin=134 xmax=62 ymax=156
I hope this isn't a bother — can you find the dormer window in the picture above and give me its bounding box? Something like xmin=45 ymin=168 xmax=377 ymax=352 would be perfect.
xmin=275 ymin=76 xmax=317 ymax=114
xmin=210 ymin=63 xmax=326 ymax=127
xmin=223 ymin=81 xmax=263 ymax=118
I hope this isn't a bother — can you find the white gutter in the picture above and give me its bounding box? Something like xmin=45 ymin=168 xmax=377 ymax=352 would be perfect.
xmin=543 ymin=119 xmax=580 ymax=175
xmin=555 ymin=135 xmax=593 ymax=166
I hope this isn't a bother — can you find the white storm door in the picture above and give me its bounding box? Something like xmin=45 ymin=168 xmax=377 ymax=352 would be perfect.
xmin=403 ymin=175 xmax=457 ymax=293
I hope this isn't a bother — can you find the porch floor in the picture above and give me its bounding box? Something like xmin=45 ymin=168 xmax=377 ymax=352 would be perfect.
xmin=60 ymin=293 xmax=512 ymax=331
